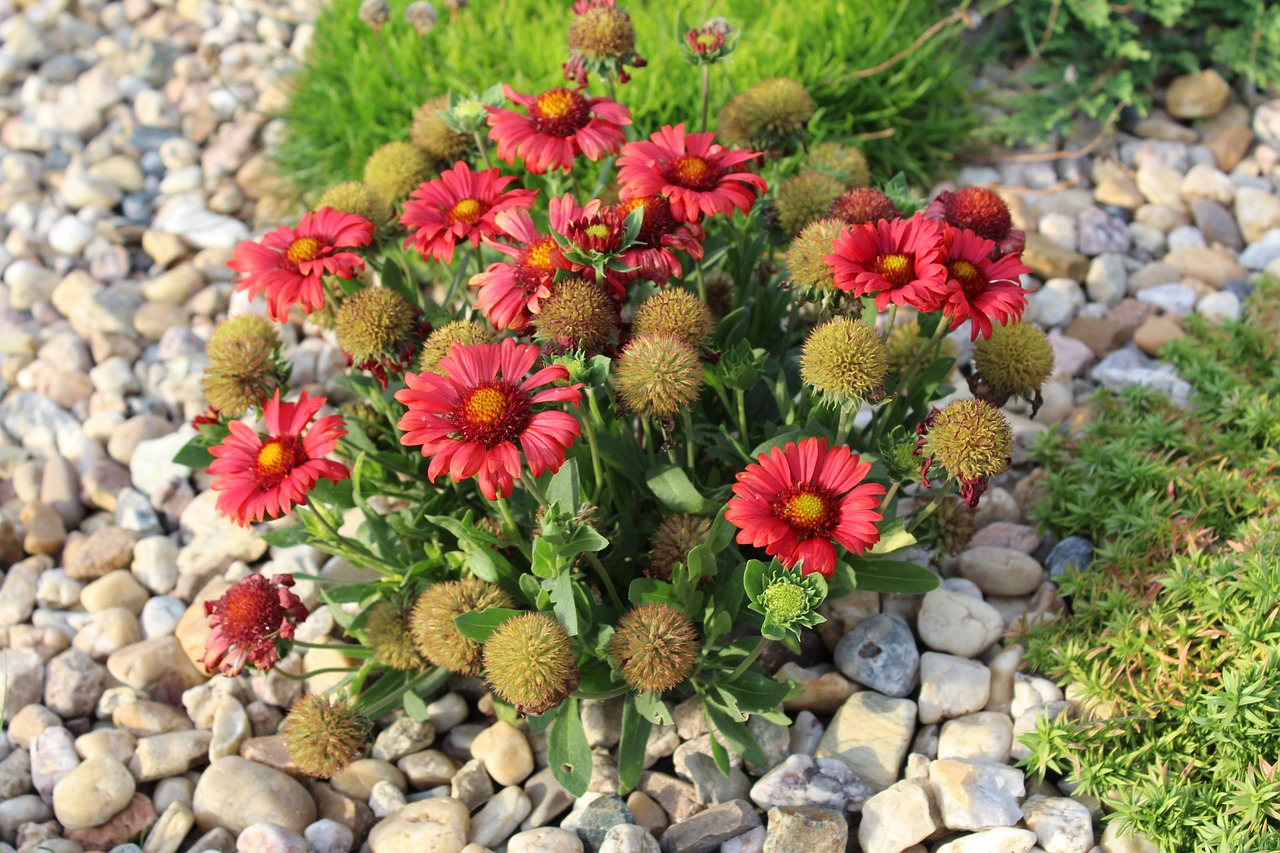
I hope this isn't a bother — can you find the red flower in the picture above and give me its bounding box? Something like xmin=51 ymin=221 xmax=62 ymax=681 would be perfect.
xmin=207 ymin=390 xmax=349 ymax=526
xmin=471 ymin=194 xmax=599 ymax=331
xmin=610 ymin=194 xmax=705 ymax=287
xmin=939 ymin=227 xmax=1031 ymax=340
xmin=202 ymin=573 xmax=309 ymax=676
xmin=395 ymin=339 xmax=584 ymax=501
xmin=923 ymin=187 xmax=1026 ymax=257
xmin=725 ymin=437 xmax=885 ymax=578
xmin=228 ymin=208 xmax=374 ymax=322
xmin=827 ymin=215 xmax=949 ymax=313
xmin=617 ymin=124 xmax=766 ymax=222
xmin=487 ymin=86 xmax=630 ymax=174
xmin=401 ymin=161 xmax=537 ymax=265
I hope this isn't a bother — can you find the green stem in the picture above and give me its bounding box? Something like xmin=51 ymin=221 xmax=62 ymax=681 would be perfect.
xmin=473 ymin=131 xmax=492 ymax=168
xmin=728 ymin=637 xmax=770 ymax=681
xmin=682 ymin=408 xmax=697 ymax=470
xmin=835 ymin=404 xmax=853 ymax=447
xmin=290 ymin=640 xmax=364 ymax=651
xmin=360 ymin=667 xmax=452 ymax=720
xmin=441 ymin=253 xmax=472 ymax=310
xmin=871 ymin=319 xmax=948 ymax=447
xmin=589 ymin=156 xmax=616 ymax=199
xmin=880 ymin=480 xmax=902 ymax=513
xmin=348 ymin=659 xmax=377 ymax=697
xmin=580 ymin=409 xmax=608 ymax=506
xmin=520 ymin=471 xmax=549 ymax=508
xmin=883 ymin=303 xmax=897 ymax=335
xmin=585 ymin=552 xmax=625 ymax=612
xmin=641 ymin=418 xmax=657 ymax=467
xmin=905 ymin=482 xmax=953 ymax=534
xmin=700 ymin=65 xmax=711 ymax=133
xmin=735 ymin=388 xmax=749 ymax=447
xmin=696 ymin=261 xmax=707 ymax=303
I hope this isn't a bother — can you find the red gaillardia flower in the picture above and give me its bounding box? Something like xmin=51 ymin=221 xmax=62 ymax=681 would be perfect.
xmin=617 ymin=124 xmax=766 ymax=222
xmin=923 ymin=186 xmax=1026 ymax=257
xmin=207 ymin=390 xmax=350 ymax=526
xmin=827 ymin=214 xmax=949 ymax=313
xmin=611 ymin=194 xmax=705 ymax=286
xmin=939 ymin=226 xmax=1032 ymax=340
xmin=725 ymin=437 xmax=885 ymax=578
xmin=229 ymin=207 xmax=374 ymax=322
xmin=487 ymin=85 xmax=630 ymax=175
xmin=401 ymin=161 xmax=537 ymax=265
xmin=471 ymin=194 xmax=600 ymax=331
xmin=202 ymin=572 xmax=309 ymax=676
xmin=395 ymin=339 xmax=584 ymax=501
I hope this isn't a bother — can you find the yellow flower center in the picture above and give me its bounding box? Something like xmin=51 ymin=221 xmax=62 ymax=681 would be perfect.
xmin=762 ymin=581 xmax=807 ymax=622
xmin=536 ymin=89 xmax=577 ymax=120
xmin=449 ymin=198 xmax=484 ymax=225
xmin=254 ymin=437 xmax=303 ymax=486
xmin=873 ymin=253 xmax=914 ymax=288
xmin=785 ymin=492 xmax=826 ymax=527
xmin=696 ymin=33 xmax=719 ymax=48
xmin=776 ymin=486 xmax=836 ymax=538
xmin=947 ymin=259 xmax=987 ymax=298
xmin=285 ymin=237 xmax=323 ymax=266
xmin=668 ymin=155 xmax=717 ymax=190
xmin=586 ymin=224 xmax=611 ymax=239
xmin=464 ymin=386 xmax=509 ymax=426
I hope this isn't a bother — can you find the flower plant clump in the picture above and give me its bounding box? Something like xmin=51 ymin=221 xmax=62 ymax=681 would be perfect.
xmin=178 ymin=12 xmax=1047 ymax=794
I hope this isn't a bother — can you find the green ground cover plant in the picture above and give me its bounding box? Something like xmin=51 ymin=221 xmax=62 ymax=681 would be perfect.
xmin=984 ymin=0 xmax=1280 ymax=142
xmin=1020 ymin=277 xmax=1280 ymax=851
xmin=271 ymin=0 xmax=978 ymax=194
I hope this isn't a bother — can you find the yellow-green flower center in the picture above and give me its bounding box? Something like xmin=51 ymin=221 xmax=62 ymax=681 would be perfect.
xmin=586 ymin=224 xmax=611 ymax=239
xmin=449 ymin=198 xmax=484 ymax=225
xmin=762 ymin=581 xmax=807 ymax=622
xmin=285 ymin=237 xmax=323 ymax=266
xmin=873 ymin=253 xmax=913 ymax=288
xmin=464 ymin=386 xmax=509 ymax=426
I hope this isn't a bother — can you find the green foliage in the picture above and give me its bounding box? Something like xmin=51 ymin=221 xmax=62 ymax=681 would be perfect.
xmin=986 ymin=0 xmax=1280 ymax=142
xmin=272 ymin=0 xmax=977 ymax=193
xmin=1020 ymin=276 xmax=1280 ymax=851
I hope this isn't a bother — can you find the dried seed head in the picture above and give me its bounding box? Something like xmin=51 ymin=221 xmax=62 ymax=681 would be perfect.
xmin=532 ymin=277 xmax=618 ymax=352
xmin=317 ymin=183 xmax=392 ymax=226
xmin=718 ymin=77 xmax=815 ymax=152
xmin=827 ymin=187 xmax=900 ymax=226
xmin=364 ymin=141 xmax=433 ymax=204
xmin=609 ymin=603 xmax=699 ymax=692
xmin=632 ymin=289 xmax=715 ymax=349
xmin=568 ymin=6 xmax=636 ymax=60
xmin=800 ymin=317 xmax=890 ymax=402
xmin=334 ymin=287 xmax=416 ymax=363
xmin=776 ymin=171 xmax=845 ymax=238
xmin=786 ymin=218 xmax=844 ymax=292
xmin=418 ymin=320 xmax=496 ymax=374
xmin=364 ymin=601 xmax=424 ymax=670
xmin=614 ymin=334 xmax=704 ymax=419
xmin=483 ymin=612 xmax=579 ymax=715
xmin=201 ymin=315 xmax=285 ymax=417
xmin=646 ymin=513 xmax=711 ymax=580
xmin=972 ymin=322 xmax=1054 ymax=395
xmin=283 ymin=694 xmax=370 ymax=779
xmin=806 ymin=141 xmax=870 ymax=188
xmin=410 ymin=579 xmax=515 ymax=675
xmin=411 ymin=95 xmax=472 ymax=167
xmin=885 ymin=318 xmax=957 ymax=375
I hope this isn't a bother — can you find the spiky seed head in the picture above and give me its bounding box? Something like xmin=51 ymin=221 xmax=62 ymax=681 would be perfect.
xmin=922 ymin=399 xmax=1013 ymax=482
xmin=482 ymin=612 xmax=579 ymax=715
xmin=827 ymin=187 xmax=900 ymax=226
xmin=786 ymin=218 xmax=844 ymax=292
xmin=334 ymin=287 xmax=416 ymax=363
xmin=364 ymin=141 xmax=433 ymax=204
xmin=364 ymin=601 xmax=424 ymax=670
xmin=806 ymin=141 xmax=870 ymax=187
xmin=609 ymin=603 xmax=699 ymax=692
xmin=930 ymin=495 xmax=975 ymax=555
xmin=614 ymin=334 xmax=704 ymax=418
xmin=410 ymin=579 xmax=515 ymax=675
xmin=201 ymin=315 xmax=285 ymax=417
xmin=632 ymin=289 xmax=715 ymax=349
xmin=532 ymin=277 xmax=617 ymax=351
xmin=718 ymin=77 xmax=815 ymax=151
xmin=418 ymin=320 xmax=496 ymax=374
xmin=972 ymin=322 xmax=1054 ymax=395
xmin=885 ymin=319 xmax=957 ymax=374
xmin=776 ymin=171 xmax=845 ymax=238
xmin=647 ymin=513 xmax=711 ymax=580
xmin=568 ymin=6 xmax=636 ymax=60
xmin=340 ymin=400 xmax=382 ymax=440
xmin=283 ymin=694 xmax=370 ymax=778
xmin=800 ymin=317 xmax=890 ymax=402
xmin=358 ymin=0 xmax=389 ymax=30
xmin=938 ymin=187 xmax=1013 ymax=242
xmin=411 ymin=95 xmax=472 ymax=167
xmin=317 ymin=182 xmax=392 ymax=226
xmin=404 ymin=1 xmax=438 ymax=34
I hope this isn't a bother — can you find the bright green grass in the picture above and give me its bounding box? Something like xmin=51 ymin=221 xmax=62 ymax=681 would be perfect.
xmin=271 ymin=0 xmax=978 ymax=196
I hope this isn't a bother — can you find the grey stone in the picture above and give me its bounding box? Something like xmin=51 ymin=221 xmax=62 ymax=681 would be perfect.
xmin=1189 ymin=199 xmax=1243 ymax=249
xmin=1046 ymin=537 xmax=1093 ymax=579
xmin=657 ymin=800 xmax=759 ymax=853
xmin=684 ymin=753 xmax=750 ymax=806
xmin=833 ymin=613 xmax=919 ymax=698
xmin=43 ymin=648 xmax=106 ymax=718
xmin=760 ymin=807 xmax=846 ymax=853
xmin=575 ymin=795 xmax=634 ymax=853
xmin=748 ymin=753 xmax=874 ymax=812
xmin=1077 ymin=207 xmax=1131 ymax=256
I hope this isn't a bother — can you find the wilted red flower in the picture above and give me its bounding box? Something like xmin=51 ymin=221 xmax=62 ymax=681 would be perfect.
xmin=610 ymin=194 xmax=705 ymax=286
xmin=827 ymin=214 xmax=949 ymax=313
xmin=725 ymin=436 xmax=885 ymax=578
xmin=617 ymin=124 xmax=766 ymax=222
xmin=203 ymin=572 xmax=309 ymax=676
xmin=395 ymin=339 xmax=584 ymax=500
xmin=401 ymin=161 xmax=537 ymax=264
xmin=486 ymin=85 xmax=630 ymax=174
xmin=923 ymin=187 xmax=1026 ymax=257
xmin=939 ymin=226 xmax=1031 ymax=340
xmin=471 ymin=194 xmax=599 ymax=331
xmin=228 ymin=208 xmax=374 ymax=322
xmin=207 ymin=390 xmax=349 ymax=526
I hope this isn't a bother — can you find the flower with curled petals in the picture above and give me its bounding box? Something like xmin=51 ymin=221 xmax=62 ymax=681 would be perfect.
xmin=400 ymin=161 xmax=537 ymax=265
xmin=725 ymin=437 xmax=885 ymax=578
xmin=826 ymin=214 xmax=949 ymax=313
xmin=617 ymin=124 xmax=766 ymax=222
xmin=202 ymin=572 xmax=309 ymax=676
xmin=228 ymin=208 xmax=374 ymax=322
xmin=395 ymin=339 xmax=584 ymax=500
xmin=486 ymin=85 xmax=630 ymax=174
xmin=609 ymin=194 xmax=705 ymax=287
xmin=923 ymin=186 xmax=1026 ymax=257
xmin=939 ymin=226 xmax=1031 ymax=341
xmin=206 ymin=390 xmax=349 ymax=526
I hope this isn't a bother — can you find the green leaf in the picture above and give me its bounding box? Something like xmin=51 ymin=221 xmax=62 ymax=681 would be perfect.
xmin=548 ymin=696 xmax=592 ymax=797
xmin=452 ymin=608 xmax=523 ymax=642
xmin=720 ymin=668 xmax=793 ymax=715
xmin=543 ymin=570 xmax=581 ymax=637
xmin=546 ymin=458 xmax=581 ymax=515
xmin=260 ymin=523 xmax=311 ymax=548
xmin=627 ymin=578 xmax=683 ymax=609
xmin=646 ymin=465 xmax=719 ymax=515
xmin=172 ymin=438 xmax=215 ymax=469
xmin=869 ymin=517 xmax=917 ymax=555
xmin=634 ymin=690 xmax=673 ymax=726
xmin=849 ymin=558 xmax=941 ymax=594
xmin=705 ymin=702 xmax=767 ymax=766
xmin=705 ymin=713 xmax=732 ymax=775
xmin=617 ymin=695 xmax=651 ymax=794
xmin=403 ymin=689 xmax=430 ymax=721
